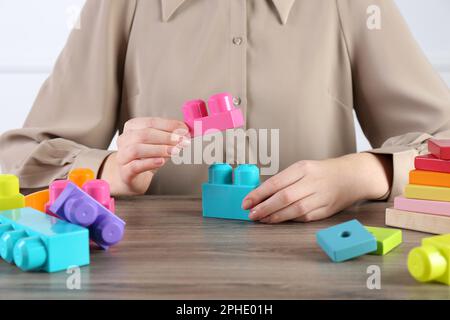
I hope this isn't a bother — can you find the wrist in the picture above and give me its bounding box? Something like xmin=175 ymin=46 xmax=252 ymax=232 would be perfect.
xmin=339 ymin=153 xmax=392 ymax=201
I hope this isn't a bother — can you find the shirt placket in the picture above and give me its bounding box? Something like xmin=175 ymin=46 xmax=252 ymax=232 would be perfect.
xmin=229 ymin=0 xmax=247 ymax=130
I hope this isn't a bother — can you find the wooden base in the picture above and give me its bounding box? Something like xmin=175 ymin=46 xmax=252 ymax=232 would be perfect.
xmin=385 ymin=208 xmax=450 ymax=235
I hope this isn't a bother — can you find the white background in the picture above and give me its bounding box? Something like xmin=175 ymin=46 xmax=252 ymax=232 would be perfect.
xmin=0 ymin=0 xmax=449 ymax=170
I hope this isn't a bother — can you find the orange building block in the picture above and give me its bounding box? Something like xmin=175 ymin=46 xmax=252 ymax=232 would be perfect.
xmin=410 ymin=170 xmax=450 ymax=188
xmin=68 ymin=168 xmax=95 ymax=188
xmin=24 ymin=189 xmax=49 ymax=212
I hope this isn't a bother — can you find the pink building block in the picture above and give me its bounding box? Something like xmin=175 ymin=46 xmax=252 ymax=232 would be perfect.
xmin=182 ymin=93 xmax=244 ymax=137
xmin=45 ymin=179 xmax=115 ymax=216
xmin=394 ymin=196 xmax=450 ymax=217
xmin=82 ymin=180 xmax=115 ymax=213
xmin=45 ymin=180 xmax=70 ymax=217
xmin=428 ymin=139 xmax=450 ymax=160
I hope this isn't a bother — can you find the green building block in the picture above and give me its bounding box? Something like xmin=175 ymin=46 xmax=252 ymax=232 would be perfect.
xmin=365 ymin=226 xmax=402 ymax=255
xmin=408 ymin=234 xmax=450 ymax=285
xmin=0 ymin=175 xmax=25 ymax=212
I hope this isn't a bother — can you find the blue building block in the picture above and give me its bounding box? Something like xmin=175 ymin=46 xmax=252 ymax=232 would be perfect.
xmin=50 ymin=182 xmax=125 ymax=250
xmin=0 ymin=208 xmax=89 ymax=272
xmin=316 ymin=219 xmax=377 ymax=262
xmin=202 ymin=164 xmax=260 ymax=221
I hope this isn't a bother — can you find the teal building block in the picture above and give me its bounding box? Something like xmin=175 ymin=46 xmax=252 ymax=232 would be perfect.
xmin=202 ymin=164 xmax=260 ymax=221
xmin=0 ymin=208 xmax=89 ymax=272
xmin=316 ymin=219 xmax=377 ymax=262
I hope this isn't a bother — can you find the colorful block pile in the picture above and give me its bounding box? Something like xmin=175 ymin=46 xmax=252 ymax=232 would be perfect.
xmin=386 ymin=139 xmax=450 ymax=234
xmin=0 ymin=168 xmax=124 ymax=273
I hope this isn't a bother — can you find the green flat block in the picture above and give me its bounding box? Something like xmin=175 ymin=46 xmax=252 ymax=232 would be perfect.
xmin=365 ymin=226 xmax=402 ymax=255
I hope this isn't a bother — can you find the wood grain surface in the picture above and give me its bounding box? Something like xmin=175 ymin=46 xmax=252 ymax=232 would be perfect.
xmin=1 ymin=196 xmax=449 ymax=300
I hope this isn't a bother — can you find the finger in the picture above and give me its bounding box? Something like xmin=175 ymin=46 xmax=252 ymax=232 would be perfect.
xmin=124 ymin=117 xmax=189 ymax=134
xmin=248 ymin=178 xmax=315 ymax=221
xmin=117 ymin=144 xmax=181 ymax=165
xmin=258 ymin=194 xmax=326 ymax=224
xmin=118 ymin=128 xmax=191 ymax=148
xmin=121 ymin=158 xmax=166 ymax=183
xmin=242 ymin=162 xmax=306 ymax=210
xmin=293 ymin=206 xmax=332 ymax=223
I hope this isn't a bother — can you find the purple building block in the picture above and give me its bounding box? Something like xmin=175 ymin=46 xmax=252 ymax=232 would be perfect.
xmin=49 ymin=182 xmax=125 ymax=250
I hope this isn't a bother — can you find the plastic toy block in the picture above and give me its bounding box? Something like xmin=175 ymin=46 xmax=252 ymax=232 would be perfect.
xmin=82 ymin=180 xmax=115 ymax=213
xmin=364 ymin=226 xmax=402 ymax=255
xmin=405 ymin=184 xmax=450 ymax=202
xmin=44 ymin=180 xmax=70 ymax=217
xmin=202 ymin=164 xmax=260 ymax=221
xmin=316 ymin=220 xmax=377 ymax=262
xmin=410 ymin=169 xmax=450 ymax=188
xmin=394 ymin=196 xmax=450 ymax=217
xmin=0 ymin=175 xmax=25 ymax=212
xmin=428 ymin=139 xmax=450 ymax=160
xmin=415 ymin=154 xmax=450 ymax=173
xmin=50 ymin=182 xmax=125 ymax=249
xmin=385 ymin=208 xmax=450 ymax=234
xmin=68 ymin=168 xmax=95 ymax=188
xmin=0 ymin=208 xmax=89 ymax=272
xmin=408 ymin=234 xmax=450 ymax=285
xmin=25 ymin=189 xmax=49 ymax=213
xmin=182 ymin=93 xmax=244 ymax=137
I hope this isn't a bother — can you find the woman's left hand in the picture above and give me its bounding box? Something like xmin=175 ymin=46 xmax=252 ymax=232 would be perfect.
xmin=242 ymin=153 xmax=392 ymax=223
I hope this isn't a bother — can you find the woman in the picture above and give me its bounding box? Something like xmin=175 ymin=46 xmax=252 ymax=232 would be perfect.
xmin=1 ymin=0 xmax=449 ymax=223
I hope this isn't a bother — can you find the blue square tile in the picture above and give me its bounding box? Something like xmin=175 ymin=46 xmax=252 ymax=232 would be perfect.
xmin=316 ymin=219 xmax=377 ymax=262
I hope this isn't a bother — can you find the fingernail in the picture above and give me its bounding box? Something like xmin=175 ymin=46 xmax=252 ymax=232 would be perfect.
xmin=168 ymin=146 xmax=181 ymax=155
xmin=249 ymin=209 xmax=258 ymax=220
xmin=154 ymin=158 xmax=165 ymax=165
xmin=176 ymin=128 xmax=189 ymax=136
xmin=178 ymin=137 xmax=191 ymax=148
xmin=170 ymin=133 xmax=183 ymax=143
xmin=242 ymin=198 xmax=252 ymax=210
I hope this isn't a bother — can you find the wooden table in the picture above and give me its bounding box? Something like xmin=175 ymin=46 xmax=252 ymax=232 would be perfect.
xmin=1 ymin=196 xmax=449 ymax=300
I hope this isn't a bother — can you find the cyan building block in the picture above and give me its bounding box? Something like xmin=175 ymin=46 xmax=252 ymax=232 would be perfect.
xmin=50 ymin=182 xmax=125 ymax=250
xmin=0 ymin=208 xmax=89 ymax=272
xmin=316 ymin=219 xmax=377 ymax=262
xmin=202 ymin=164 xmax=260 ymax=221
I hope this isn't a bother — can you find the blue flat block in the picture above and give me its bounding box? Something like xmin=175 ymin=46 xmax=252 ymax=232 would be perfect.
xmin=202 ymin=163 xmax=260 ymax=221
xmin=0 ymin=207 xmax=89 ymax=272
xmin=316 ymin=219 xmax=377 ymax=262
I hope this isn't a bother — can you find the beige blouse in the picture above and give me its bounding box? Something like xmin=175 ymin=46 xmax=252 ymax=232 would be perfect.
xmin=1 ymin=0 xmax=449 ymax=199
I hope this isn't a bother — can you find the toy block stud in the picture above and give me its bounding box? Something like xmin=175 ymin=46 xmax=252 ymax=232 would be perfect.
xmin=428 ymin=139 xmax=450 ymax=160
xmin=50 ymin=182 xmax=125 ymax=249
xmin=0 ymin=208 xmax=89 ymax=272
xmin=182 ymin=93 xmax=244 ymax=137
xmin=68 ymin=168 xmax=95 ymax=188
xmin=82 ymin=180 xmax=115 ymax=212
xmin=316 ymin=220 xmax=377 ymax=262
xmin=364 ymin=226 xmax=402 ymax=255
xmin=415 ymin=154 xmax=450 ymax=174
xmin=25 ymin=189 xmax=50 ymax=213
xmin=408 ymin=234 xmax=450 ymax=285
xmin=0 ymin=175 xmax=25 ymax=212
xmin=202 ymin=164 xmax=260 ymax=221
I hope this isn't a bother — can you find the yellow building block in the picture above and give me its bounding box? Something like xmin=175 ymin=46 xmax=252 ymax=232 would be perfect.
xmin=0 ymin=175 xmax=25 ymax=211
xmin=405 ymin=184 xmax=450 ymax=202
xmin=25 ymin=189 xmax=50 ymax=212
xmin=408 ymin=234 xmax=450 ymax=285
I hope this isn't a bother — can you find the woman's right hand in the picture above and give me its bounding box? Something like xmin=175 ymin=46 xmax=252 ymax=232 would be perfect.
xmin=100 ymin=117 xmax=191 ymax=196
